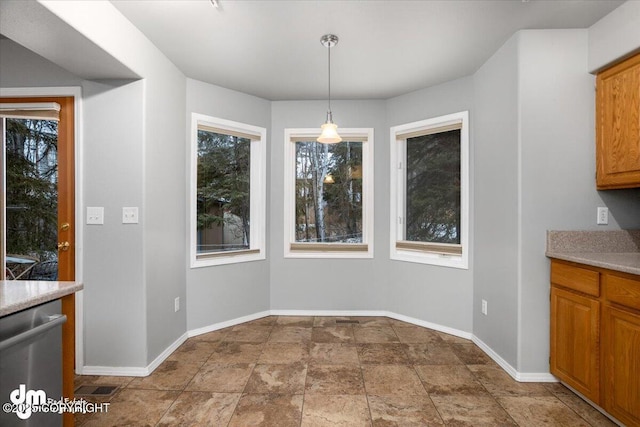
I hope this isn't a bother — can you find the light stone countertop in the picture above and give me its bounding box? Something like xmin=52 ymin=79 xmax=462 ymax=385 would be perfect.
xmin=0 ymin=280 xmax=83 ymax=317
xmin=546 ymin=230 xmax=640 ymax=276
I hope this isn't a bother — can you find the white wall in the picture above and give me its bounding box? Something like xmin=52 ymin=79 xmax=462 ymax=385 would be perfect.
xmin=386 ymin=77 xmax=475 ymax=332
xmin=186 ymin=78 xmax=271 ymax=330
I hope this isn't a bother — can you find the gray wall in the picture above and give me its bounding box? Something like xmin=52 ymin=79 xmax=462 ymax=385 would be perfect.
xmin=518 ymin=29 xmax=640 ymax=372
xmin=269 ymin=100 xmax=389 ymax=312
xmin=473 ymin=35 xmax=520 ymax=367
xmin=0 ymin=39 xmax=152 ymax=367
xmin=186 ymin=78 xmax=271 ymax=330
xmin=0 ymin=38 xmax=84 ymax=87
xmin=386 ymin=77 xmax=475 ymax=332
xmin=82 ymin=79 xmax=147 ymax=367
xmin=588 ymin=0 xmax=640 ymax=72
xmin=143 ymin=60 xmax=187 ymax=364
xmin=3 ymin=1 xmax=639 ymax=377
xmin=473 ymin=29 xmax=640 ymax=373
xmin=1 ymin=3 xmax=189 ymax=369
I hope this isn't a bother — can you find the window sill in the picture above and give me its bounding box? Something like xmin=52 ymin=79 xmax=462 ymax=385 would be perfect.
xmin=191 ymin=249 xmax=265 ymax=268
xmin=285 ymin=243 xmax=373 ymax=259
xmin=391 ymin=249 xmax=468 ymax=269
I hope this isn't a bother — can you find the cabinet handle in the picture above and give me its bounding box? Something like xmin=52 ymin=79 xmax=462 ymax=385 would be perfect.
xmin=0 ymin=314 xmax=67 ymax=352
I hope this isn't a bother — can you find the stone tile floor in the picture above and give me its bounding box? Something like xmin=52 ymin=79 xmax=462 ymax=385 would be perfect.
xmin=75 ymin=316 xmax=616 ymax=426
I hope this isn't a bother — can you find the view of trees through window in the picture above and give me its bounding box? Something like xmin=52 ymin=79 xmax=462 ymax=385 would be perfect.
xmin=295 ymin=140 xmax=363 ymax=243
xmin=406 ymin=129 xmax=461 ymax=244
xmin=5 ymin=118 xmax=58 ymax=263
xmin=196 ymin=129 xmax=250 ymax=253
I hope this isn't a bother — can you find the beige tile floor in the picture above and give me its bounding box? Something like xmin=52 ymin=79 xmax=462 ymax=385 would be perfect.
xmin=75 ymin=316 xmax=617 ymax=426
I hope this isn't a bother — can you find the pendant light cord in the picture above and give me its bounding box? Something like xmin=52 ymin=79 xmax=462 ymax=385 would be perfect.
xmin=327 ymin=41 xmax=332 ymax=115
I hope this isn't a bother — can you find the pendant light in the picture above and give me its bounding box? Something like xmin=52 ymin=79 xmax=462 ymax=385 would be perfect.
xmin=317 ymin=34 xmax=342 ymax=144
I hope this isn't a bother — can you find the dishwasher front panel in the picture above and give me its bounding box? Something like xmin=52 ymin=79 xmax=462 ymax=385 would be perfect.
xmin=0 ymin=299 xmax=65 ymax=427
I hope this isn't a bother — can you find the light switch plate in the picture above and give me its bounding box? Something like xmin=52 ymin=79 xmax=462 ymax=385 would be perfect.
xmin=122 ymin=207 xmax=139 ymax=224
xmin=87 ymin=207 xmax=104 ymax=225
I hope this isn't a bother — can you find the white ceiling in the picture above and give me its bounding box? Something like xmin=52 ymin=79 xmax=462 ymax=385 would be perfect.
xmin=111 ymin=0 xmax=623 ymax=101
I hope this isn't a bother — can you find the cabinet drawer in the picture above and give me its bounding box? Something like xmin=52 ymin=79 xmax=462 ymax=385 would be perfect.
xmin=551 ymin=262 xmax=600 ymax=297
xmin=606 ymin=274 xmax=640 ymax=311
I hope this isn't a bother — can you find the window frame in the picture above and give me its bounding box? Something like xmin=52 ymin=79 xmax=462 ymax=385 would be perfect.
xmin=284 ymin=128 xmax=374 ymax=259
xmin=189 ymin=113 xmax=266 ymax=267
xmin=389 ymin=111 xmax=469 ymax=269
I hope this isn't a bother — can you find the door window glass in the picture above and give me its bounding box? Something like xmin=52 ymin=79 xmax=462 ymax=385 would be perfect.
xmin=2 ymin=115 xmax=59 ymax=280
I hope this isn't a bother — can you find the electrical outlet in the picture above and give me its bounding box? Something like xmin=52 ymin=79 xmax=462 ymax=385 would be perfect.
xmin=481 ymin=299 xmax=488 ymax=316
xmin=87 ymin=207 xmax=104 ymax=225
xmin=122 ymin=207 xmax=139 ymax=224
xmin=597 ymin=207 xmax=609 ymax=225
xmin=174 ymin=297 xmax=180 ymax=312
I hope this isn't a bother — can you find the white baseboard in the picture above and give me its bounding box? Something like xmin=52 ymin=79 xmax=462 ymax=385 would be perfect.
xmin=81 ymin=365 xmax=150 ymax=377
xmin=82 ymin=332 xmax=189 ymax=377
xmin=515 ymin=372 xmax=558 ymax=382
xmin=147 ymin=332 xmax=189 ymax=373
xmin=387 ymin=311 xmax=473 ymax=340
xmin=471 ymin=335 xmax=557 ymax=383
xmin=270 ymin=309 xmax=387 ymax=317
xmin=270 ymin=309 xmax=473 ymax=341
xmin=80 ymin=309 xmax=555 ymax=382
xmin=188 ymin=310 xmax=271 ymax=337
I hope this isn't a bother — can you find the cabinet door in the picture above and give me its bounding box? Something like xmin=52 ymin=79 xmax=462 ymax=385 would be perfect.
xmin=596 ymin=52 xmax=640 ymax=189
xmin=550 ymin=286 xmax=600 ymax=403
xmin=603 ymin=305 xmax=640 ymax=426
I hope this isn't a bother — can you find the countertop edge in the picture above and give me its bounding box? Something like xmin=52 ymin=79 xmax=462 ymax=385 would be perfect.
xmin=0 ymin=281 xmax=84 ymax=317
xmin=546 ymin=252 xmax=640 ymax=276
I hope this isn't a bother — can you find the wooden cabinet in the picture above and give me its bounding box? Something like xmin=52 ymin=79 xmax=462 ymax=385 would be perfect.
xmin=550 ymin=286 xmax=600 ymax=402
xmin=603 ymin=272 xmax=640 ymax=427
xmin=596 ymin=52 xmax=640 ymax=189
xmin=550 ymin=259 xmax=640 ymax=426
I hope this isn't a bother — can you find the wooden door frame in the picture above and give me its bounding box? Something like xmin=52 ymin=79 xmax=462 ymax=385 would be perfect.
xmin=1 ymin=87 xmax=83 ymax=427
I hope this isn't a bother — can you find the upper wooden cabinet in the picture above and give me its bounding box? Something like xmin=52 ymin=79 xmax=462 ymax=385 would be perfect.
xmin=596 ymin=52 xmax=640 ymax=189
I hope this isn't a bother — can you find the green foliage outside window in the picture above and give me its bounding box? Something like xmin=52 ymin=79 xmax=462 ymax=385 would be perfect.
xmin=295 ymin=141 xmax=363 ymax=243
xmin=406 ymin=129 xmax=461 ymax=244
xmin=196 ymin=130 xmax=250 ymax=252
xmin=5 ymin=118 xmax=58 ymax=261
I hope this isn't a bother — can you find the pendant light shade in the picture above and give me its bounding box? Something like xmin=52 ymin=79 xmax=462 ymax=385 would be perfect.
xmin=317 ymin=34 xmax=342 ymax=144
xmin=319 ymin=122 xmax=341 ymax=144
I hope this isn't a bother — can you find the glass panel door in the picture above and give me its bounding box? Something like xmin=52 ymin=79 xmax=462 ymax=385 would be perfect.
xmin=1 ymin=96 xmax=74 ymax=282
xmin=2 ymin=116 xmax=58 ymax=280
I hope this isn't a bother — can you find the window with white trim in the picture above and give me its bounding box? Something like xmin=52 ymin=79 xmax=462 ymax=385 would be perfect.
xmin=190 ymin=113 xmax=266 ymax=267
xmin=284 ymin=128 xmax=374 ymax=258
xmin=390 ymin=111 xmax=469 ymax=269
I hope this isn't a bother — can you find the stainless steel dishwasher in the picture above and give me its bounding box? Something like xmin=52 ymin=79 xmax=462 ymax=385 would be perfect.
xmin=0 ymin=300 xmax=66 ymax=427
